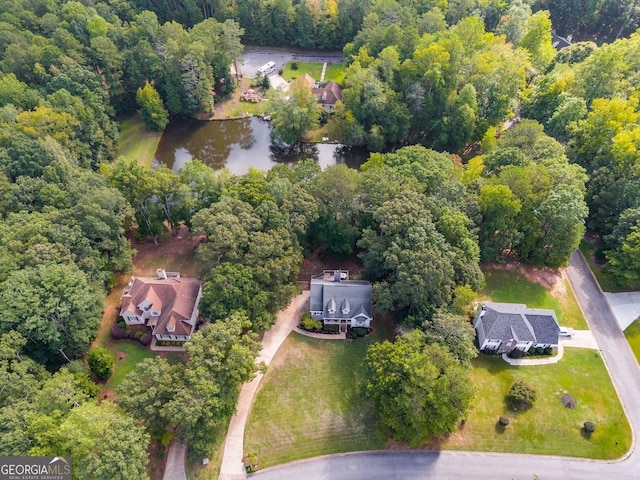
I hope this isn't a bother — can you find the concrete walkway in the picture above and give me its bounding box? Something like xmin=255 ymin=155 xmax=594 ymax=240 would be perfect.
xmin=319 ymin=62 xmax=327 ymax=81
xmin=218 ymin=291 xmax=310 ymax=480
xmin=501 ymin=329 xmax=598 ymax=366
xmin=293 ymin=326 xmax=346 ymax=339
xmin=604 ymin=291 xmax=640 ymax=330
xmin=502 ymin=342 xmax=565 ymax=365
xmin=162 ymin=440 xmax=187 ymax=480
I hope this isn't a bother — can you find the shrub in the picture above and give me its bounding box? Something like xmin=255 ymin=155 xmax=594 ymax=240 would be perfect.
xmin=534 ymin=346 xmax=544 ymax=355
xmin=290 ymin=62 xmax=298 ymax=70
xmin=140 ymin=334 xmax=152 ymax=346
xmin=87 ymin=347 xmax=115 ymax=380
xmin=110 ymin=323 xmax=125 ymax=340
xmin=351 ymin=327 xmax=370 ymax=338
xmin=300 ymin=312 xmax=323 ymax=331
xmin=118 ymin=320 xmax=126 ymax=329
xmin=583 ymin=421 xmax=596 ymax=433
xmin=509 ymin=348 xmax=525 ymax=359
xmin=498 ymin=416 xmax=510 ymax=426
xmin=507 ymin=380 xmax=537 ymax=409
xmin=544 ymin=346 xmax=553 ymax=355
xmin=135 ymin=330 xmax=144 ymax=339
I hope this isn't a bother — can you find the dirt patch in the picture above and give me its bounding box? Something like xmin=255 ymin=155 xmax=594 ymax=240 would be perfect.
xmin=298 ymin=247 xmax=365 ymax=287
xmin=147 ymin=438 xmax=168 ymax=480
xmin=130 ymin=224 xmax=203 ymax=278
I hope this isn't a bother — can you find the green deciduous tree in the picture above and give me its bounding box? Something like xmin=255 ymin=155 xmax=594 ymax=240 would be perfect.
xmin=86 ymin=347 xmax=114 ymax=380
xmin=365 ymin=330 xmax=474 ymax=447
xmin=136 ymin=82 xmax=169 ymax=131
xmin=34 ymin=401 xmax=150 ymax=480
xmin=270 ymin=77 xmax=322 ymax=145
xmin=0 ymin=264 xmax=102 ymax=367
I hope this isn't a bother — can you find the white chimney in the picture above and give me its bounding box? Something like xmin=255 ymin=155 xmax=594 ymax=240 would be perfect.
xmin=157 ymin=268 xmax=167 ymax=279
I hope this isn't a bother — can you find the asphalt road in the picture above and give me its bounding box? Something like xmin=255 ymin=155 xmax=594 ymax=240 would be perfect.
xmin=238 ymin=47 xmax=344 ymax=78
xmin=250 ymin=251 xmax=640 ymax=480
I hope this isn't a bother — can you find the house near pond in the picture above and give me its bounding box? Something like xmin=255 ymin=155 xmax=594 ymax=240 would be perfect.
xmin=313 ymin=82 xmax=342 ymax=111
xmin=299 ymin=74 xmax=343 ymax=111
xmin=474 ymin=302 xmax=560 ymax=354
xmin=310 ymin=270 xmax=373 ymax=333
xmin=119 ymin=269 xmax=202 ymax=343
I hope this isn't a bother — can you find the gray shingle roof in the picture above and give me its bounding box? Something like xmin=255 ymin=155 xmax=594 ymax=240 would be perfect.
xmin=310 ymin=271 xmax=372 ymax=320
xmin=477 ymin=302 xmax=559 ymax=345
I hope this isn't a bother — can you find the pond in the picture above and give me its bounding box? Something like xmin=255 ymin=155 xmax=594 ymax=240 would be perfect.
xmin=153 ymin=116 xmax=369 ymax=175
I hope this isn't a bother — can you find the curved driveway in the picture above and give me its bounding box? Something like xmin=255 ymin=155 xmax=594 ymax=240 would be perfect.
xmin=250 ymin=251 xmax=640 ymax=480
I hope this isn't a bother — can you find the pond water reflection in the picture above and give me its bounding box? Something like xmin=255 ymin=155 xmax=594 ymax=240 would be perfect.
xmin=153 ymin=116 xmax=368 ymax=175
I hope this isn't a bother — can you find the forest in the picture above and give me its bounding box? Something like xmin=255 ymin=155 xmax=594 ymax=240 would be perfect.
xmin=1 ymin=0 xmax=640 ymax=477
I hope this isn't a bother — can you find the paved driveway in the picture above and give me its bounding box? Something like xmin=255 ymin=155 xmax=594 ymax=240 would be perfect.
xmin=238 ymin=47 xmax=343 ymax=78
xmin=162 ymin=440 xmax=187 ymax=480
xmin=249 ymin=251 xmax=640 ymax=479
xmin=605 ymin=292 xmax=640 ymax=330
xmin=559 ymin=329 xmax=599 ymax=349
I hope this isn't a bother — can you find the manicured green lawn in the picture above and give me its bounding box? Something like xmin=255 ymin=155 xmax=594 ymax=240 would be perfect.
xmin=480 ymin=268 xmax=588 ymax=329
xmin=624 ymin=318 xmax=640 ymax=364
xmin=444 ymin=350 xmax=631 ymax=459
xmin=105 ymin=340 xmax=155 ymax=391
xmin=116 ymin=114 xmax=163 ymax=168
xmin=244 ymin=326 xmax=391 ymax=468
xmin=282 ymin=61 xmax=346 ymax=84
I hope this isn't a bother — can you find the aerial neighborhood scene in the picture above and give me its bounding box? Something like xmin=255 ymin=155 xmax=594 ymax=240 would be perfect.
xmin=2 ymin=1 xmax=640 ymax=480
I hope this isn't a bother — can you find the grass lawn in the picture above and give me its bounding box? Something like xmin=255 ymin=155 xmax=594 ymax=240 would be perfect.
xmin=443 ymin=350 xmax=631 ymax=459
xmin=624 ymin=318 xmax=640 ymax=364
xmin=480 ymin=268 xmax=588 ymax=329
xmin=116 ymin=113 xmax=163 ymax=167
xmin=186 ymin=438 xmax=226 ymax=480
xmin=104 ymin=340 xmax=155 ymax=392
xmin=282 ymin=61 xmax=346 ymax=84
xmin=244 ymin=321 xmax=393 ymax=468
xmin=214 ymin=77 xmax=269 ymax=119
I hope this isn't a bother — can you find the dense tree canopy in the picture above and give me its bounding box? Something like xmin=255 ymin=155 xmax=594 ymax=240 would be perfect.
xmin=365 ymin=330 xmax=474 ymax=447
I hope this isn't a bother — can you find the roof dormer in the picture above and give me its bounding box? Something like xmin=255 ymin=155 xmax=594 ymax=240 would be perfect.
xmin=327 ymin=297 xmax=336 ymax=315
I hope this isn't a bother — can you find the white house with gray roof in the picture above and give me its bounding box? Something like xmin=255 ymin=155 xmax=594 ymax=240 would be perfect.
xmin=474 ymin=302 xmax=560 ymax=354
xmin=309 ymin=270 xmax=372 ymax=333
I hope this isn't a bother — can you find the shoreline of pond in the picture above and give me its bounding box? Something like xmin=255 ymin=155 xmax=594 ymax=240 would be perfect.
xmin=154 ymin=115 xmax=369 ymax=175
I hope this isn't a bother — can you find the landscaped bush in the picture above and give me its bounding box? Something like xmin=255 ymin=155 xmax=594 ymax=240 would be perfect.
xmin=118 ymin=320 xmax=126 ymax=329
xmin=544 ymin=346 xmax=553 ymax=355
xmin=498 ymin=416 xmax=510 ymax=426
xmin=583 ymin=421 xmax=596 ymax=433
xmin=110 ymin=323 xmax=125 ymax=340
xmin=290 ymin=62 xmax=298 ymax=70
xmin=350 ymin=327 xmax=370 ymax=338
xmin=509 ymin=349 xmax=525 ymax=359
xmin=507 ymin=380 xmax=537 ymax=409
xmin=323 ymin=324 xmax=340 ymax=333
xmin=135 ymin=330 xmax=144 ymax=339
xmin=87 ymin=347 xmax=115 ymax=380
xmin=300 ymin=312 xmax=323 ymax=331
xmin=534 ymin=346 xmax=544 ymax=355
xmin=124 ymin=328 xmax=133 ymax=339
xmin=140 ymin=334 xmax=152 ymax=346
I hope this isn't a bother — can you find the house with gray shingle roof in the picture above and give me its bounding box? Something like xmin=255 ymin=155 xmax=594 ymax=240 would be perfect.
xmin=310 ymin=270 xmax=372 ymax=333
xmin=474 ymin=302 xmax=560 ymax=354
